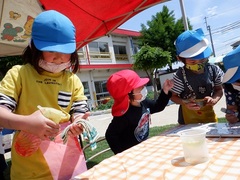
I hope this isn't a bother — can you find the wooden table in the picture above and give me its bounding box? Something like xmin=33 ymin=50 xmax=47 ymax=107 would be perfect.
xmin=74 ymin=134 xmax=240 ymax=179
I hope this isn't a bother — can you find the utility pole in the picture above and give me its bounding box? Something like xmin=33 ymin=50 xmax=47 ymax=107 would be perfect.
xmin=204 ymin=17 xmax=216 ymax=57
xmin=179 ymin=0 xmax=188 ymax=30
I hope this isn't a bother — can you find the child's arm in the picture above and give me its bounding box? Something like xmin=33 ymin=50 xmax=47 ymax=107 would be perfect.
xmin=66 ymin=99 xmax=90 ymax=137
xmin=0 ymin=107 xmax=60 ymax=140
xmin=67 ymin=111 xmax=90 ymax=137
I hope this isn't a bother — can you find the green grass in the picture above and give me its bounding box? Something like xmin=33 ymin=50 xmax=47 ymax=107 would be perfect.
xmin=3 ymin=117 xmax=227 ymax=179
xmin=218 ymin=117 xmax=227 ymax=123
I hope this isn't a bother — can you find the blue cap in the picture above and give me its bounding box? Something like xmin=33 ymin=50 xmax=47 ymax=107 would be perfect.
xmin=222 ymin=45 xmax=240 ymax=83
xmin=175 ymin=28 xmax=212 ymax=60
xmin=32 ymin=10 xmax=76 ymax=54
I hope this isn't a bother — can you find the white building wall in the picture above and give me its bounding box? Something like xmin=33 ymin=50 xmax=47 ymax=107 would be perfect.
xmin=76 ymin=32 xmax=144 ymax=108
xmin=78 ymin=68 xmax=129 ymax=108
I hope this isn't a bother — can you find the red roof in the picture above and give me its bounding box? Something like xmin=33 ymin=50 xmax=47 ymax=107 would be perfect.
xmin=112 ymin=28 xmax=141 ymax=37
xmin=79 ymin=64 xmax=133 ymax=70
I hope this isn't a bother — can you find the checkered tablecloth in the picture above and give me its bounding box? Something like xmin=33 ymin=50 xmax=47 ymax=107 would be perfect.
xmin=73 ymin=135 xmax=240 ymax=179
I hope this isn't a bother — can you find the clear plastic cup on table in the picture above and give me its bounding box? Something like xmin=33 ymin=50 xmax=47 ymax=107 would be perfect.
xmin=177 ymin=128 xmax=209 ymax=164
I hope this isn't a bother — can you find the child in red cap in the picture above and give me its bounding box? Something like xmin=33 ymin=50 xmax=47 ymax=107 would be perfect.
xmin=105 ymin=69 xmax=173 ymax=154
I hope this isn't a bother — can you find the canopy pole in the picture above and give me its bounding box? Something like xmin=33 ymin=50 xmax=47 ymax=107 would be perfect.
xmin=179 ymin=0 xmax=188 ymax=30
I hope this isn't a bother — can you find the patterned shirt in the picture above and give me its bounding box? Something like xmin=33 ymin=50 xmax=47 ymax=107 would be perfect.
xmin=171 ymin=63 xmax=224 ymax=124
xmin=224 ymin=83 xmax=240 ymax=107
xmin=172 ymin=63 xmax=224 ymax=99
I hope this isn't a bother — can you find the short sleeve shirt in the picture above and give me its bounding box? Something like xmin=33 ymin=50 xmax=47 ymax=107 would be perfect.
xmin=224 ymin=83 xmax=240 ymax=107
xmin=172 ymin=63 xmax=224 ymax=99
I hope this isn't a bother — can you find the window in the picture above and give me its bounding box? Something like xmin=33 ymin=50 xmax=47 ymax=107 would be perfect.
xmin=133 ymin=45 xmax=140 ymax=54
xmin=130 ymin=37 xmax=139 ymax=54
xmin=88 ymin=42 xmax=110 ymax=59
xmin=78 ymin=48 xmax=83 ymax=53
xmin=94 ymin=80 xmax=107 ymax=94
xmin=77 ymin=48 xmax=84 ymax=59
xmin=113 ymin=45 xmax=126 ymax=54
xmin=89 ymin=42 xmax=109 ymax=53
xmin=94 ymin=80 xmax=110 ymax=104
xmin=82 ymin=82 xmax=90 ymax=99
xmin=113 ymin=45 xmax=128 ymax=60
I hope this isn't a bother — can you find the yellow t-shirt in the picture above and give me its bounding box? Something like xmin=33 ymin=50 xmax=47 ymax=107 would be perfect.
xmin=0 ymin=64 xmax=88 ymax=179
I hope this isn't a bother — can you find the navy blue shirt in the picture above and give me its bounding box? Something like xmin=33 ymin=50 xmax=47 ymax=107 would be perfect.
xmin=224 ymin=83 xmax=240 ymax=117
xmin=105 ymin=90 xmax=172 ymax=154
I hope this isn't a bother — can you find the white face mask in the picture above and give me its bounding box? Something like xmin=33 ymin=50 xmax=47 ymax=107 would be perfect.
xmin=232 ymin=84 xmax=240 ymax=91
xmin=39 ymin=59 xmax=71 ymax=73
xmin=134 ymin=86 xmax=148 ymax=103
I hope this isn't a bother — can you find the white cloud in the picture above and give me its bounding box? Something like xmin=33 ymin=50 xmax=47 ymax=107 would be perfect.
xmin=206 ymin=6 xmax=217 ymax=17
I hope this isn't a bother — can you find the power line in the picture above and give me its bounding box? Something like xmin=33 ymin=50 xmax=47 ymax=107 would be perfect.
xmin=211 ymin=20 xmax=240 ymax=35
xmin=202 ymin=4 xmax=240 ymax=56
xmin=204 ymin=19 xmax=240 ymax=55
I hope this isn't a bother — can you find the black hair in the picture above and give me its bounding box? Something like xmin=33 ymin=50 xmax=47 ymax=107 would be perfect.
xmin=177 ymin=56 xmax=208 ymax=64
xmin=128 ymin=91 xmax=134 ymax=102
xmin=177 ymin=56 xmax=186 ymax=63
xmin=22 ymin=40 xmax=80 ymax=74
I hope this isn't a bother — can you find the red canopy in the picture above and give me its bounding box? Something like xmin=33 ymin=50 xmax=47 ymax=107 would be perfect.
xmin=40 ymin=0 xmax=169 ymax=49
xmin=0 ymin=0 xmax=169 ymax=57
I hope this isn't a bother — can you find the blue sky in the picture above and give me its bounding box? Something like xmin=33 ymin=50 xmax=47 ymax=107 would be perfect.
xmin=120 ymin=0 xmax=240 ymax=57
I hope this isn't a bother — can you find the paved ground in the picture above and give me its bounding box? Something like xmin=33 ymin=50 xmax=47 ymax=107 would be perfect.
xmin=89 ymin=96 xmax=226 ymax=137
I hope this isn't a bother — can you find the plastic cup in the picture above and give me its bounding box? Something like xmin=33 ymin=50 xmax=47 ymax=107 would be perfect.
xmin=177 ymin=128 xmax=209 ymax=164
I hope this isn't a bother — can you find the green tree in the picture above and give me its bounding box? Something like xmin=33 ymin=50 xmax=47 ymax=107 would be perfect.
xmin=133 ymin=45 xmax=171 ymax=99
xmin=138 ymin=5 xmax=192 ymax=71
xmin=0 ymin=56 xmax=22 ymax=80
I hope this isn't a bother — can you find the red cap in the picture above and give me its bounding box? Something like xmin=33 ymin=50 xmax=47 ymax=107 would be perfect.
xmin=107 ymin=70 xmax=149 ymax=116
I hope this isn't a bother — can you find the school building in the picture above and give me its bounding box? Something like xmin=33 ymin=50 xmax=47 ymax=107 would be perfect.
xmin=75 ymin=28 xmax=149 ymax=109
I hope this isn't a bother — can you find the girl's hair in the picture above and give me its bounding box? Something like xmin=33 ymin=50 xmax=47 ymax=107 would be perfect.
xmin=22 ymin=40 xmax=80 ymax=74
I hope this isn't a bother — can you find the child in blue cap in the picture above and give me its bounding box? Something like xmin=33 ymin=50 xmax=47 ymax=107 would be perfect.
xmin=222 ymin=45 xmax=240 ymax=123
xmin=0 ymin=10 xmax=90 ymax=179
xmin=171 ymin=28 xmax=224 ymax=124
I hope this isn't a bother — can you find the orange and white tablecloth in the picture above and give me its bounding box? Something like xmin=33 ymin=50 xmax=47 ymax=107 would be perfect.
xmin=73 ymin=135 xmax=240 ymax=179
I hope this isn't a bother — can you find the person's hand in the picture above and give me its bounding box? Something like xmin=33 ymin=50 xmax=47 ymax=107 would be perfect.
xmin=81 ymin=111 xmax=90 ymax=120
xmin=66 ymin=123 xmax=84 ymax=137
xmin=183 ymin=100 xmax=201 ymax=110
xmin=67 ymin=112 xmax=91 ymax=137
xmin=226 ymin=113 xmax=239 ymax=124
xmin=163 ymin=79 xmax=174 ymax=94
xmin=25 ymin=110 xmax=60 ymax=140
xmin=204 ymin=96 xmax=217 ymax=106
